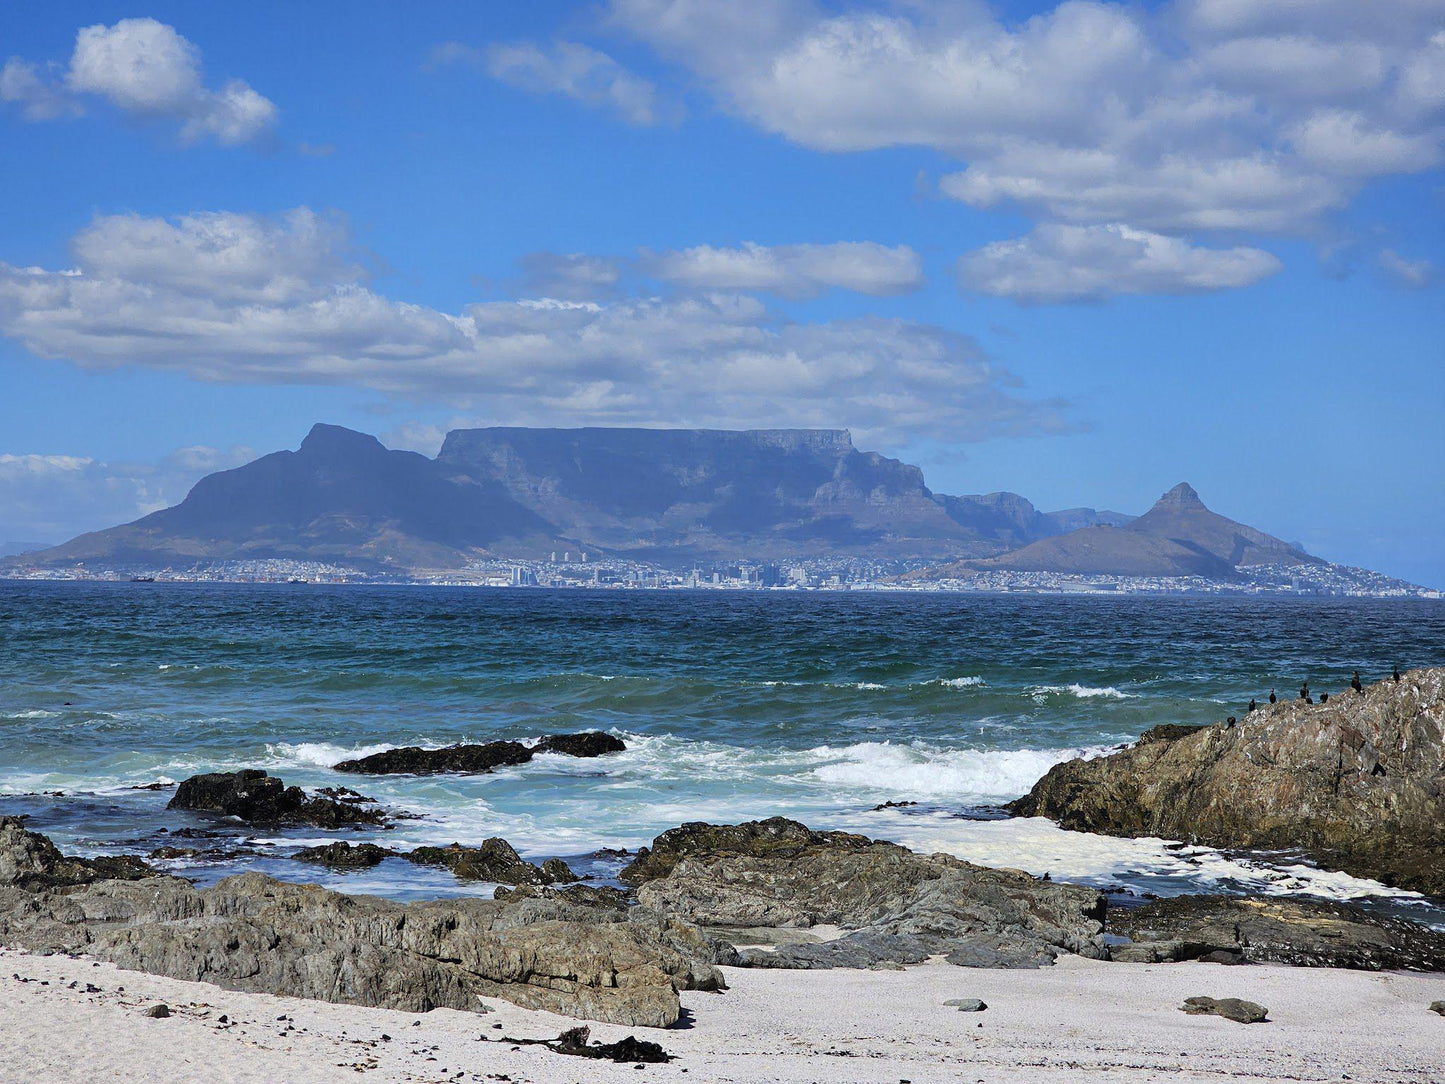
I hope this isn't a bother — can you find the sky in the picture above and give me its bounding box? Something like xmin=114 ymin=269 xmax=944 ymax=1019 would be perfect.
xmin=0 ymin=0 xmax=1441 ymax=585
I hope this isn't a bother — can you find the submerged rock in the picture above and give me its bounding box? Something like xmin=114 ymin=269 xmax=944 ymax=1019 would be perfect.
xmin=333 ymin=733 xmax=627 ymax=775
xmin=168 ymin=770 xmax=389 ymax=829
xmin=1009 ymin=668 xmax=1445 ymax=895
xmin=406 ymin=839 xmax=576 ymax=886
xmin=293 ymin=841 xmax=393 ymax=869
xmin=625 ymin=818 xmax=1108 ymax=970
xmin=1108 ymin=895 xmax=1445 ymax=972
xmin=1181 ymin=996 xmax=1268 ymax=1024
xmin=0 ymin=818 xmax=720 ymax=1028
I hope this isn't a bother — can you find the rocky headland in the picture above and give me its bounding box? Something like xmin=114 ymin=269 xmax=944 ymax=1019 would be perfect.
xmin=1009 ymin=668 xmax=1445 ymax=895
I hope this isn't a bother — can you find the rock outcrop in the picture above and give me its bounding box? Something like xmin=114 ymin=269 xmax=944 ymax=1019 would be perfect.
xmin=623 ymin=818 xmax=1108 ymax=969
xmin=1108 ymin=896 xmax=1445 ymax=971
xmin=0 ymin=818 xmax=719 ymax=1027
xmin=406 ymin=839 xmax=576 ymax=885
xmin=1008 ymin=669 xmax=1445 ymax=895
xmin=168 ymin=770 xmax=389 ymax=828
xmin=334 ymin=733 xmax=625 ymax=775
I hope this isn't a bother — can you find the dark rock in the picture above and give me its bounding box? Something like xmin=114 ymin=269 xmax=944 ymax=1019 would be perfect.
xmin=0 ymin=819 xmax=722 ymax=1028
xmin=1109 ymin=895 xmax=1445 ymax=972
xmin=488 ymin=1025 xmax=671 ymax=1063
xmin=530 ymin=732 xmax=626 ymax=758
xmin=1430 ymin=1000 xmax=1444 ymax=1016
xmin=870 ymin=800 xmax=918 ymax=811
xmin=1009 ymin=669 xmax=1445 ymax=895
xmin=1181 ymin=996 xmax=1268 ymax=1023
xmin=944 ymin=998 xmax=987 ymax=1012
xmin=141 ymin=1003 xmax=171 ymax=1018
xmin=149 ymin=847 xmax=201 ymax=860
xmin=406 ymin=840 xmax=572 ymax=886
xmin=1137 ymin=723 xmax=1207 ymax=744
xmin=334 ymin=741 xmax=533 ymax=776
xmin=293 ymin=842 xmax=393 ymax=869
xmin=0 ymin=818 xmax=154 ymax=889
xmin=168 ymin=770 xmax=388 ymax=828
xmin=627 ymin=818 xmax=1107 ymax=970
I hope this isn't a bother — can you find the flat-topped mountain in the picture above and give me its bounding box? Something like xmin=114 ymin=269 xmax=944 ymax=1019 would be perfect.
xmin=11 ymin=424 xmax=1336 ymax=580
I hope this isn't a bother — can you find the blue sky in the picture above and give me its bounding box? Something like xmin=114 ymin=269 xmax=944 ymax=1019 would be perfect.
xmin=1 ymin=1 xmax=1442 ymax=584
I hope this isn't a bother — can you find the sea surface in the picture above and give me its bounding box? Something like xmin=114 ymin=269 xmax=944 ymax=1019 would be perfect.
xmin=2 ymin=582 xmax=1441 ymax=922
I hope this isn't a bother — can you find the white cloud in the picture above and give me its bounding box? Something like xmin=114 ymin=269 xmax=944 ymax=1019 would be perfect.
xmin=2 ymin=18 xmax=276 ymax=145
xmin=435 ymin=40 xmax=678 ymax=126
xmin=607 ymin=0 xmax=1445 ymax=238
xmin=0 ymin=208 xmax=1065 ymax=445
xmin=0 ymin=445 xmax=254 ymax=544
xmin=516 ymin=251 xmax=624 ymax=300
xmin=0 ymin=59 xmax=79 ymax=121
xmin=641 ymin=241 xmax=923 ymax=297
xmin=956 ymin=223 xmax=1281 ymax=303
xmin=1378 ymin=248 xmax=1437 ymax=287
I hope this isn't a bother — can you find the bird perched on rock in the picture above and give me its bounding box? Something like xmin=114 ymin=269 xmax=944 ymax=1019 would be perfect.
xmin=1299 ymin=683 xmax=1309 ymax=700
xmin=1268 ymin=689 xmax=1277 ymax=704
xmin=1351 ymin=671 xmax=1364 ymax=695
xmin=1393 ymin=666 xmax=1401 ymax=683
xmin=1248 ymin=698 xmax=1257 ymax=713
xmin=1320 ymin=692 xmax=1329 ymax=704
xmin=1226 ymin=716 xmax=1236 ymax=728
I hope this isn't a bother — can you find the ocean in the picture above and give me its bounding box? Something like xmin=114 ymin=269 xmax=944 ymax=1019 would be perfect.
xmin=2 ymin=582 xmax=1441 ymax=921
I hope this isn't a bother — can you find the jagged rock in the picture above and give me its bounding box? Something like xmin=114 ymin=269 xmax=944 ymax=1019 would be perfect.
xmin=333 ymin=733 xmax=625 ymax=775
xmin=405 ymin=840 xmax=573 ymax=886
xmin=0 ymin=818 xmax=153 ymax=889
xmin=626 ymin=818 xmax=1107 ymax=970
xmin=168 ymin=770 xmax=388 ymax=828
xmin=1182 ymin=996 xmax=1268 ymax=1023
xmin=1009 ymin=669 xmax=1445 ymax=895
xmin=1109 ymin=895 xmax=1445 ymax=972
xmin=293 ymin=842 xmax=393 ymax=869
xmin=531 ymin=732 xmax=627 ymax=758
xmin=335 ymin=741 xmax=534 ymax=775
xmin=487 ymin=1025 xmax=672 ymax=1063
xmin=0 ymin=819 xmax=721 ymax=1028
xmin=141 ymin=1003 xmax=171 ymax=1018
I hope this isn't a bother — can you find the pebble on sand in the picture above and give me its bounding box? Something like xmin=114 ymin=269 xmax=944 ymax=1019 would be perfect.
xmin=1181 ymin=996 xmax=1268 ymax=1023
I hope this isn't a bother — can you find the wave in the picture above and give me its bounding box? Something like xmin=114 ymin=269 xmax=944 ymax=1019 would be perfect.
xmin=806 ymin=741 xmax=1106 ymax=802
xmin=935 ymin=676 xmax=986 ymax=688
xmin=1030 ymin=683 xmax=1133 ymax=700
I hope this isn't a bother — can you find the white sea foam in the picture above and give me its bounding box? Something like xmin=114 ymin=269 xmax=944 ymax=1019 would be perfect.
xmin=1031 ymin=683 xmax=1133 ymax=700
xmin=936 ymin=676 xmax=986 ymax=688
xmin=807 ymin=741 xmax=1108 ymax=802
xmin=6 ymin=710 xmax=60 ymax=720
xmin=852 ymin=682 xmax=886 ymax=690
xmin=266 ymin=741 xmax=416 ymax=768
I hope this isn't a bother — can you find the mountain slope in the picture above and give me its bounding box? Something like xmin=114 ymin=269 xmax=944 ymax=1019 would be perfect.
xmin=972 ymin=482 xmax=1318 ymax=578
xmin=33 ymin=424 xmax=555 ymax=570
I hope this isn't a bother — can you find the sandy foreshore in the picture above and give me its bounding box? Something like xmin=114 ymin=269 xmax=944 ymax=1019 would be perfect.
xmin=3 ymin=947 xmax=1442 ymax=1084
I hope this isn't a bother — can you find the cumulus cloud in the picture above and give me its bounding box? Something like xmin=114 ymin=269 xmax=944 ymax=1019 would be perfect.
xmin=434 ymin=39 xmax=678 ymax=126
xmin=956 ymin=223 xmax=1281 ymax=303
xmin=640 ymin=241 xmax=923 ymax=297
xmin=0 ymin=208 xmax=1065 ymax=445
xmin=0 ymin=445 xmax=254 ymax=545
xmin=1378 ymin=248 xmax=1437 ymax=287
xmin=606 ymin=0 xmax=1445 ymax=237
xmin=1 ymin=18 xmax=276 ymax=145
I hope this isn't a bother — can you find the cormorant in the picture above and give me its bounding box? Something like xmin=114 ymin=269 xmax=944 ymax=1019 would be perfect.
xmin=1320 ymin=692 xmax=1329 ymax=704
xmin=1268 ymin=689 xmax=1277 ymax=704
xmin=1306 ymin=695 xmax=1314 ymax=704
xmin=1351 ymin=671 xmax=1363 ymax=695
xmin=1226 ymin=716 xmax=1236 ymax=728
xmin=1299 ymin=683 xmax=1309 ymax=700
xmin=1248 ymin=698 xmax=1257 ymax=713
xmin=1393 ymin=666 xmax=1401 ymax=683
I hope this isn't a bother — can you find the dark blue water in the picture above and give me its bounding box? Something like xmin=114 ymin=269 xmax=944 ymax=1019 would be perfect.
xmin=2 ymin=583 xmax=1440 ymax=915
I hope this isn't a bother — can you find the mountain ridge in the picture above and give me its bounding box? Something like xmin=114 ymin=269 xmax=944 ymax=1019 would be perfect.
xmin=8 ymin=423 xmax=1340 ymax=581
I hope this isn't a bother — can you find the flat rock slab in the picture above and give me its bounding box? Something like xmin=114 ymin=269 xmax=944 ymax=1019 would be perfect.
xmin=944 ymin=998 xmax=988 ymax=1012
xmin=1182 ymin=996 xmax=1269 ymax=1023
xmin=334 ymin=733 xmax=625 ymax=775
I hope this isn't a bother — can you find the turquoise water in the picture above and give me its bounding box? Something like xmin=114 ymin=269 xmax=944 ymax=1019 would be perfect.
xmin=2 ymin=582 xmax=1441 ymax=915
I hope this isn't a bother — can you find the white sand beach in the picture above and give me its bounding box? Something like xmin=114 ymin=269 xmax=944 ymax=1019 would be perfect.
xmin=3 ymin=947 xmax=1442 ymax=1084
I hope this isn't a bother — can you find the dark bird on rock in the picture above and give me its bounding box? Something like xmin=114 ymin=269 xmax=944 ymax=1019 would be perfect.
xmin=1226 ymin=716 xmax=1236 ymax=728
xmin=1248 ymin=699 xmax=1256 ymax=713
xmin=1299 ymin=683 xmax=1309 ymax=700
xmin=1351 ymin=671 xmax=1364 ymax=695
xmin=1306 ymin=695 xmax=1314 ymax=704
xmin=1393 ymin=666 xmax=1401 ymax=682
xmin=1320 ymin=692 xmax=1329 ymax=704
xmin=1269 ymin=689 xmax=1277 ymax=704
